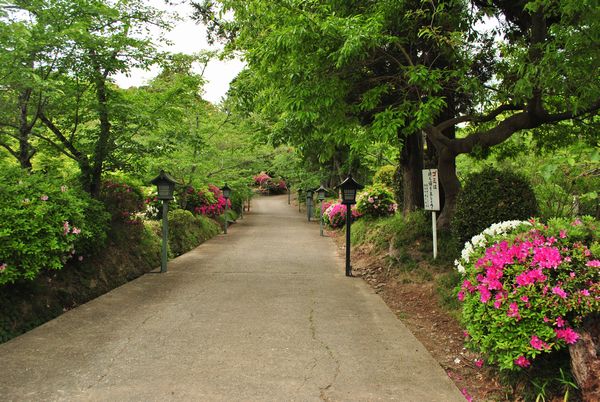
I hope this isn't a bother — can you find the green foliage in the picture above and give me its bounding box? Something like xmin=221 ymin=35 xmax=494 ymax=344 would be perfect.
xmin=355 ymin=184 xmax=397 ymax=218
xmin=456 ymin=217 xmax=599 ymax=371
xmin=0 ymin=168 xmax=110 ymax=285
xmin=372 ymin=165 xmax=396 ymax=189
xmin=452 ymin=168 xmax=538 ymax=245
xmin=167 ymin=210 xmax=220 ymax=257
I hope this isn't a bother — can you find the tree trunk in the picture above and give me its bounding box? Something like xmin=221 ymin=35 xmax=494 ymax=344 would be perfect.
xmin=18 ymin=88 xmax=34 ymax=169
xmin=89 ymin=72 xmax=111 ymax=198
xmin=436 ymin=146 xmax=459 ymax=230
xmin=569 ymin=315 xmax=600 ymax=401
xmin=400 ymin=130 xmax=423 ymax=214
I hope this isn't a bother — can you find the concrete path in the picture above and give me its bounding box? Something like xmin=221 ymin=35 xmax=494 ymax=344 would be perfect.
xmin=0 ymin=195 xmax=463 ymax=401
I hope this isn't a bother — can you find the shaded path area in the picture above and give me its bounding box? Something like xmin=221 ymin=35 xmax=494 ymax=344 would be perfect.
xmin=0 ymin=195 xmax=463 ymax=401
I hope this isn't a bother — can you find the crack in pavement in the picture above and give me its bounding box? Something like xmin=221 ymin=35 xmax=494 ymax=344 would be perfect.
xmin=306 ymin=297 xmax=341 ymax=401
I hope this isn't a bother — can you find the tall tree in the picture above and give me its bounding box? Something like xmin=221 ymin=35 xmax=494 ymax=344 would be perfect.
xmin=1 ymin=0 xmax=170 ymax=196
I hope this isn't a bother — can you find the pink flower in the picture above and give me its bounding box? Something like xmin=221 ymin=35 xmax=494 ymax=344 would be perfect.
xmin=462 ymin=280 xmax=476 ymax=293
xmin=458 ymin=291 xmax=465 ymax=302
xmin=559 ymin=230 xmax=567 ymax=238
xmin=0 ymin=263 xmax=6 ymax=272
xmin=63 ymin=221 xmax=70 ymax=235
xmin=530 ymin=335 xmax=548 ymax=350
xmin=556 ymin=317 xmax=566 ymax=328
xmin=474 ymin=359 xmax=484 ymax=368
xmin=40 ymin=195 xmax=49 ymax=201
xmin=555 ymin=328 xmax=579 ymax=344
xmin=514 ymin=356 xmax=531 ymax=368
xmin=581 ymin=289 xmax=590 ymax=296
xmin=78 ymin=256 xmax=84 ymax=261
xmin=520 ymin=296 xmax=529 ymax=303
xmin=461 ymin=388 xmax=473 ymax=402
xmin=507 ymin=302 xmax=520 ymax=320
xmin=571 ymin=218 xmax=582 ymax=226
xmin=72 ymin=227 xmax=81 ymax=235
xmin=586 ymin=260 xmax=600 ymax=268
xmin=368 ymin=197 xmax=374 ymax=203
xmin=532 ymin=246 xmax=562 ymax=269
xmin=516 ymin=268 xmax=547 ymax=287
xmin=552 ymin=286 xmax=568 ymax=299
xmin=478 ymin=285 xmax=492 ymax=303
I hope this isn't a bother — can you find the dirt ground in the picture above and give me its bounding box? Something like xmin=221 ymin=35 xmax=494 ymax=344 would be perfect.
xmin=330 ymin=232 xmax=508 ymax=402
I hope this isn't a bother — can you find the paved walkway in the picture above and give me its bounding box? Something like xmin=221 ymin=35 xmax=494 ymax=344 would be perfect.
xmin=0 ymin=195 xmax=463 ymax=401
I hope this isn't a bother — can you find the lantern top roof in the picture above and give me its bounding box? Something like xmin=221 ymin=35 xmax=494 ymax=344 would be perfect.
xmin=338 ymin=174 xmax=364 ymax=191
xmin=150 ymin=170 xmax=178 ymax=186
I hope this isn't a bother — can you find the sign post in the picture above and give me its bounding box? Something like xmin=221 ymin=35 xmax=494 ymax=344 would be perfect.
xmin=422 ymin=169 xmax=440 ymax=259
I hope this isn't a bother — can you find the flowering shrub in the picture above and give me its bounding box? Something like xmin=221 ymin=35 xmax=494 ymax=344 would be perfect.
xmin=99 ymin=180 xmax=144 ymax=224
xmin=263 ymin=178 xmax=287 ymax=194
xmin=356 ymin=184 xmax=397 ymax=218
xmin=181 ymin=185 xmax=230 ymax=218
xmin=144 ymin=195 xmax=162 ymax=219
xmin=323 ymin=201 xmax=361 ymax=228
xmin=456 ymin=216 xmax=599 ymax=370
xmin=253 ymin=172 xmax=271 ymax=185
xmin=0 ymin=169 xmax=109 ymax=285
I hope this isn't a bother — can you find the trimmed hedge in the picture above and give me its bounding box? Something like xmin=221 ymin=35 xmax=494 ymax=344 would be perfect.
xmin=451 ymin=167 xmax=538 ymax=245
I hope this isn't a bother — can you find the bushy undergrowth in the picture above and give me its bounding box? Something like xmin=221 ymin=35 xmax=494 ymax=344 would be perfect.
xmin=356 ymin=184 xmax=397 ymax=218
xmin=0 ymin=168 xmax=110 ymax=285
xmin=167 ymin=210 xmax=220 ymax=257
xmin=455 ymin=216 xmax=599 ymax=371
xmin=372 ymin=165 xmax=396 ymax=190
xmin=452 ymin=168 xmax=538 ymax=245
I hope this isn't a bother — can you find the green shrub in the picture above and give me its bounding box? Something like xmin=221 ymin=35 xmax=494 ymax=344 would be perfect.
xmin=167 ymin=209 xmax=220 ymax=257
xmin=373 ymin=165 xmax=396 ymax=189
xmin=0 ymin=168 xmax=110 ymax=285
xmin=452 ymin=168 xmax=538 ymax=245
xmin=356 ymin=183 xmax=398 ymax=218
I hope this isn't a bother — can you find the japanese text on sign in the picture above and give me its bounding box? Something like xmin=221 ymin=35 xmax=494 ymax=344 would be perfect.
xmin=422 ymin=169 xmax=440 ymax=211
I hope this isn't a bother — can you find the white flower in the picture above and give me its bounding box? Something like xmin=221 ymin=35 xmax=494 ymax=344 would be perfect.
xmin=454 ymin=220 xmax=531 ymax=275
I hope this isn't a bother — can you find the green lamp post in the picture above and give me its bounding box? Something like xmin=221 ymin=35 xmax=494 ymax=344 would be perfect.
xmin=151 ymin=170 xmax=177 ymax=273
xmin=339 ymin=175 xmax=363 ymax=277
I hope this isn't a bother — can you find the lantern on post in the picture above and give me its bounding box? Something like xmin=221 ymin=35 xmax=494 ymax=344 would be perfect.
xmin=221 ymin=183 xmax=232 ymax=234
xmin=305 ymin=188 xmax=314 ymax=222
xmin=339 ymin=174 xmax=364 ymax=277
xmin=316 ymin=185 xmax=328 ymax=237
xmin=151 ymin=170 xmax=178 ymax=273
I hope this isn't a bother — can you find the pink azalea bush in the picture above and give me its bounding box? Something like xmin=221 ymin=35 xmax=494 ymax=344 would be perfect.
xmin=322 ymin=201 xmax=361 ymax=228
xmin=0 ymin=168 xmax=109 ymax=285
xmin=182 ymin=184 xmax=231 ymax=218
xmin=355 ymin=183 xmax=397 ymax=218
xmin=456 ymin=216 xmax=599 ymax=370
xmin=253 ymin=172 xmax=271 ymax=185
